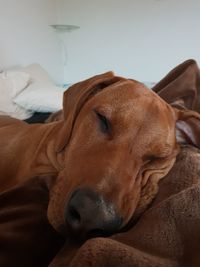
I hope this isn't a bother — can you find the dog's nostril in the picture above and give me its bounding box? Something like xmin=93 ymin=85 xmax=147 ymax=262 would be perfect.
xmin=68 ymin=206 xmax=81 ymax=224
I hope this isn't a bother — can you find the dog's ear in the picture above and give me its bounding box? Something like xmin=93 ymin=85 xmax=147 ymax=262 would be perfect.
xmin=175 ymin=108 xmax=200 ymax=148
xmin=152 ymin=59 xmax=200 ymax=111
xmin=55 ymin=72 xmax=122 ymax=152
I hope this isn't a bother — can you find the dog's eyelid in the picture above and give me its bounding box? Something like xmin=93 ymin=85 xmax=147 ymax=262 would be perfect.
xmin=144 ymin=144 xmax=173 ymax=162
xmin=93 ymin=108 xmax=106 ymax=116
xmin=144 ymin=153 xmax=168 ymax=163
xmin=143 ymin=155 xmax=158 ymax=163
xmin=94 ymin=109 xmax=111 ymax=134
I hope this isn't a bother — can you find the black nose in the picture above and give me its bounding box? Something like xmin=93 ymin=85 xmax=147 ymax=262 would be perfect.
xmin=65 ymin=188 xmax=122 ymax=239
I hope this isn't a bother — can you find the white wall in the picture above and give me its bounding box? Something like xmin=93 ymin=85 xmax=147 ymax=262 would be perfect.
xmin=1 ymin=0 xmax=200 ymax=85
xmin=57 ymin=0 xmax=200 ymax=84
xmin=0 ymin=0 xmax=63 ymax=83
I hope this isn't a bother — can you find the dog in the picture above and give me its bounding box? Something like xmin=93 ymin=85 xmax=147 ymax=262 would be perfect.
xmin=0 ymin=71 xmax=200 ymax=240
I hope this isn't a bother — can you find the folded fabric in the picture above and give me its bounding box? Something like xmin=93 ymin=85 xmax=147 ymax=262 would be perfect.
xmin=13 ymin=63 xmax=67 ymax=113
xmin=14 ymin=83 xmax=65 ymax=113
xmin=1 ymin=71 xmax=30 ymax=97
xmin=0 ymin=71 xmax=33 ymax=119
xmin=0 ymin=176 xmax=64 ymax=267
xmin=20 ymin=63 xmax=55 ymax=86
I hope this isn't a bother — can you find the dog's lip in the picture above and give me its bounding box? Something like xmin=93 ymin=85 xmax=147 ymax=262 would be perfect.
xmin=119 ymin=213 xmax=140 ymax=233
xmin=57 ymin=217 xmax=123 ymax=241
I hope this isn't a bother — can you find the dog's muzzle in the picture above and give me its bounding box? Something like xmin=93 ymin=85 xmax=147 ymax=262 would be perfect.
xmin=65 ymin=188 xmax=122 ymax=239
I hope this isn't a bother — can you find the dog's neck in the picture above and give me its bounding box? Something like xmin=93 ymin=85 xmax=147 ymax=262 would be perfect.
xmin=0 ymin=121 xmax=65 ymax=193
xmin=27 ymin=121 xmax=65 ymax=177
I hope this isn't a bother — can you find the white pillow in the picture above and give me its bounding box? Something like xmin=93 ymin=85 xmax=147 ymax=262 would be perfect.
xmin=14 ymin=82 xmax=66 ymax=113
xmin=1 ymin=71 xmax=30 ymax=97
xmin=0 ymin=71 xmax=33 ymax=119
xmin=20 ymin=63 xmax=55 ymax=86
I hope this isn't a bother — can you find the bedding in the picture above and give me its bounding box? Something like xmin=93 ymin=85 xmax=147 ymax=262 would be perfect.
xmin=15 ymin=63 xmax=69 ymax=112
xmin=14 ymin=83 xmax=65 ymax=113
xmin=14 ymin=63 xmax=66 ymax=113
xmin=24 ymin=112 xmax=52 ymax=123
xmin=20 ymin=63 xmax=55 ymax=85
xmin=0 ymin=176 xmax=64 ymax=267
xmin=0 ymin=70 xmax=33 ymax=119
xmin=0 ymin=63 xmax=67 ymax=119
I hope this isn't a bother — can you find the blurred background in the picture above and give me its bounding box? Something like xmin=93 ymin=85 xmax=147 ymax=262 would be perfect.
xmin=0 ymin=0 xmax=199 ymax=85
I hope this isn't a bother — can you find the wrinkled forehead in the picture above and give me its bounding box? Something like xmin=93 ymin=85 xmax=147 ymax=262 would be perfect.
xmin=80 ymin=79 xmax=177 ymax=153
xmin=87 ymin=79 xmax=175 ymax=123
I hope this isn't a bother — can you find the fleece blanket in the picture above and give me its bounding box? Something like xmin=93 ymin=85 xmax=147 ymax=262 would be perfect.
xmin=0 ymin=176 xmax=65 ymax=267
xmin=49 ymin=59 xmax=200 ymax=267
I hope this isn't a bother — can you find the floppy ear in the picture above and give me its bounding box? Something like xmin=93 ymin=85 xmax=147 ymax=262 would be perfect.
xmin=152 ymin=59 xmax=200 ymax=111
xmin=55 ymin=72 xmax=123 ymax=152
xmin=152 ymin=59 xmax=200 ymax=147
xmin=175 ymin=108 xmax=200 ymax=148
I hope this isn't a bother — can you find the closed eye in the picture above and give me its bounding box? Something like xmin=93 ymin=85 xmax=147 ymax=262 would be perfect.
xmin=144 ymin=145 xmax=173 ymax=163
xmin=144 ymin=153 xmax=170 ymax=163
xmin=94 ymin=110 xmax=111 ymax=134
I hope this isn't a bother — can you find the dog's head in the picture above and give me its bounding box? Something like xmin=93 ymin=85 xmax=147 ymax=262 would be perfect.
xmin=47 ymin=72 xmax=200 ymax=239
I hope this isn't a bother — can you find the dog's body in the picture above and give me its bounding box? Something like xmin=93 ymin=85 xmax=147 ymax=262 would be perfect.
xmin=0 ymin=116 xmax=64 ymax=192
xmin=0 ymin=70 xmax=200 ymax=239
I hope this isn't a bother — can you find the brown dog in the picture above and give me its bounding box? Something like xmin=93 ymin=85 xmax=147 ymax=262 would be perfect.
xmin=0 ymin=71 xmax=200 ymax=240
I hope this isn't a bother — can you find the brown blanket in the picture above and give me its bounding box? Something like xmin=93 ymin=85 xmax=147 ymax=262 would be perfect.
xmin=0 ymin=176 xmax=64 ymax=267
xmin=51 ymin=59 xmax=200 ymax=267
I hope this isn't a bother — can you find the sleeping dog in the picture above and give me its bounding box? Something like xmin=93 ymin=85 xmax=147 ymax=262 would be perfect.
xmin=0 ymin=70 xmax=200 ymax=240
